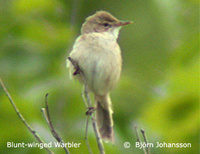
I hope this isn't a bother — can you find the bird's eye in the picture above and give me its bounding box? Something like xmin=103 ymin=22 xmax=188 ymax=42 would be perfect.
xmin=103 ymin=23 xmax=109 ymax=27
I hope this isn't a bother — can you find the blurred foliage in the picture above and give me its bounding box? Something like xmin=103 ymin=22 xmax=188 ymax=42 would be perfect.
xmin=0 ymin=0 xmax=199 ymax=154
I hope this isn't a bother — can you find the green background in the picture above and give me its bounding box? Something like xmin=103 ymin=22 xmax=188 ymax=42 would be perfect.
xmin=0 ymin=0 xmax=199 ymax=154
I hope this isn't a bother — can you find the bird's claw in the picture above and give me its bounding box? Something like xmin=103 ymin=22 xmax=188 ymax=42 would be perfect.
xmin=85 ymin=107 xmax=95 ymax=116
xmin=73 ymin=66 xmax=81 ymax=75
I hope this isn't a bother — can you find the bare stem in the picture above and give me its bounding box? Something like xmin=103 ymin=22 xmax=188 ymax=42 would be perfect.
xmin=84 ymin=115 xmax=93 ymax=154
xmin=0 ymin=78 xmax=54 ymax=154
xmin=141 ymin=129 xmax=150 ymax=154
xmin=41 ymin=94 xmax=70 ymax=154
xmin=91 ymin=115 xmax=104 ymax=154
xmin=134 ymin=126 xmax=147 ymax=154
xmin=134 ymin=126 xmax=141 ymax=143
xmin=84 ymin=87 xmax=105 ymax=154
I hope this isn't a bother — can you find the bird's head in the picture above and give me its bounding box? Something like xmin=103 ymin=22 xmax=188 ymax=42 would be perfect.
xmin=81 ymin=11 xmax=132 ymax=38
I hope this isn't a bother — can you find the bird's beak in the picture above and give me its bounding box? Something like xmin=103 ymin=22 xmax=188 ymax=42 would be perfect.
xmin=114 ymin=21 xmax=133 ymax=27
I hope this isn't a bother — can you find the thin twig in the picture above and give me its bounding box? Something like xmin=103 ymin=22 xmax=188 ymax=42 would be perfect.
xmin=41 ymin=94 xmax=70 ymax=154
xmin=83 ymin=86 xmax=92 ymax=107
xmin=84 ymin=115 xmax=93 ymax=154
xmin=134 ymin=126 xmax=141 ymax=143
xmin=141 ymin=129 xmax=150 ymax=154
xmin=134 ymin=126 xmax=147 ymax=154
xmin=68 ymin=57 xmax=105 ymax=154
xmin=83 ymin=87 xmax=105 ymax=154
xmin=0 ymin=78 xmax=54 ymax=154
xmin=91 ymin=115 xmax=104 ymax=154
xmin=81 ymin=88 xmax=90 ymax=109
xmin=82 ymin=88 xmax=93 ymax=154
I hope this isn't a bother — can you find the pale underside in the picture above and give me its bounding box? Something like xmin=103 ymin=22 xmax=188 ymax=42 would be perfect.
xmin=67 ymin=31 xmax=122 ymax=97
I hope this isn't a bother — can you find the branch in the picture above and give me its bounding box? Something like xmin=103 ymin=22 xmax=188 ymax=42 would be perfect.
xmin=141 ymin=129 xmax=150 ymax=154
xmin=68 ymin=57 xmax=105 ymax=154
xmin=134 ymin=126 xmax=146 ymax=154
xmin=41 ymin=94 xmax=70 ymax=154
xmin=134 ymin=126 xmax=142 ymax=143
xmin=0 ymin=78 xmax=54 ymax=154
xmin=84 ymin=113 xmax=93 ymax=154
xmin=134 ymin=126 xmax=150 ymax=154
xmin=91 ymin=115 xmax=104 ymax=154
xmin=82 ymin=87 xmax=105 ymax=154
xmin=81 ymin=88 xmax=93 ymax=154
xmin=83 ymin=87 xmax=105 ymax=154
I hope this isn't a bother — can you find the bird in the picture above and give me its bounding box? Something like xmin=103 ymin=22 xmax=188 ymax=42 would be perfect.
xmin=67 ymin=10 xmax=132 ymax=142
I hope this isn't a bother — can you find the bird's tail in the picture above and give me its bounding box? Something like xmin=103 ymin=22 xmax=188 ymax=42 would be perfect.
xmin=96 ymin=94 xmax=114 ymax=142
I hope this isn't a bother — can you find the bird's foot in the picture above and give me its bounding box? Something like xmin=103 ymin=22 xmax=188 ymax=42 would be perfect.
xmin=85 ymin=107 xmax=96 ymax=116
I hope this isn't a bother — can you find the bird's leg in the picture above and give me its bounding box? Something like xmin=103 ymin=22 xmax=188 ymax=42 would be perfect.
xmin=68 ymin=57 xmax=81 ymax=75
xmin=82 ymin=85 xmax=96 ymax=115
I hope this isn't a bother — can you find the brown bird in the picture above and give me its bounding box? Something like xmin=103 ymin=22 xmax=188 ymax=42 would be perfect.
xmin=67 ymin=11 xmax=132 ymax=142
